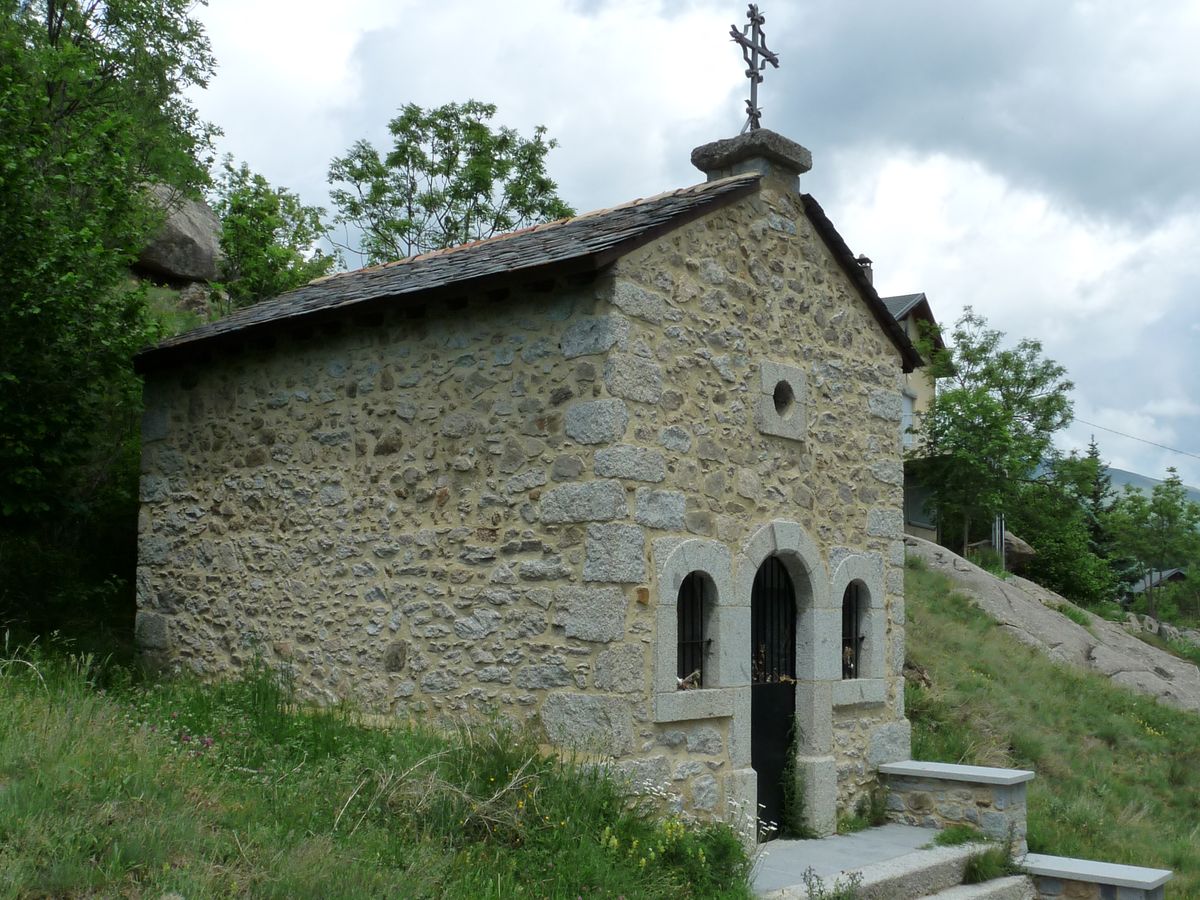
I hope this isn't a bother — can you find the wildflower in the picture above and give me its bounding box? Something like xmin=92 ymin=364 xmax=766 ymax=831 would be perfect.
xmin=201 ymin=736 xmax=214 ymax=748
xmin=180 ymin=733 xmax=191 ymax=743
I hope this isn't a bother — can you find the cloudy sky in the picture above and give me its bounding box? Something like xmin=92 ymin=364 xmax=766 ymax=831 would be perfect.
xmin=188 ymin=0 xmax=1200 ymax=486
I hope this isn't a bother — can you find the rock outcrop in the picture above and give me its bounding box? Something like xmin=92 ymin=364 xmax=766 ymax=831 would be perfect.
xmin=136 ymin=183 xmax=221 ymax=282
xmin=907 ymin=535 xmax=1200 ymax=714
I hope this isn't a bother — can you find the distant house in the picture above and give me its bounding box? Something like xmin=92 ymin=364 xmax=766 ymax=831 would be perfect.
xmin=1127 ymin=568 xmax=1188 ymax=601
xmin=881 ymin=293 xmax=945 ymax=542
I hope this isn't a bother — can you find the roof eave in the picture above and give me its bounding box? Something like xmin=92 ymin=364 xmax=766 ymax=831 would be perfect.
xmin=801 ymin=195 xmax=924 ymax=373
xmin=134 ymin=176 xmax=762 ymax=375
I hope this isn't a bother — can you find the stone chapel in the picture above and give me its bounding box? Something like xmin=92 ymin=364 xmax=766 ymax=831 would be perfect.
xmin=134 ymin=128 xmax=922 ymax=836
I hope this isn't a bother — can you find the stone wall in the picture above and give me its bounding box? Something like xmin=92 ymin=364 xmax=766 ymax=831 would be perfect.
xmin=884 ymin=774 xmax=1029 ymax=853
xmin=137 ymin=173 xmax=909 ymax=826
xmin=601 ymin=180 xmax=909 ymax=822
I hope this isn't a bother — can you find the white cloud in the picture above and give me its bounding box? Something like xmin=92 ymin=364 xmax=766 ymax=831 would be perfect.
xmin=186 ymin=0 xmax=1200 ymax=486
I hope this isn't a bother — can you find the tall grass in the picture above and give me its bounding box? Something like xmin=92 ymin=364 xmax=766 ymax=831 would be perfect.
xmin=905 ymin=560 xmax=1200 ymax=897
xmin=0 ymin=638 xmax=750 ymax=898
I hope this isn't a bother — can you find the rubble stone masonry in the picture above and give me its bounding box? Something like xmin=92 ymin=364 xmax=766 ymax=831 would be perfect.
xmin=137 ymin=175 xmax=909 ymax=825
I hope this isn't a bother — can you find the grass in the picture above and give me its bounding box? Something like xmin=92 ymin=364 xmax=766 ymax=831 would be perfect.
xmin=800 ymin=866 xmax=863 ymax=900
xmin=932 ymin=824 xmax=986 ymax=847
xmin=837 ymin=784 xmax=888 ymax=835
xmin=965 ymin=547 xmax=1010 ymax=580
xmin=905 ymin=558 xmax=1200 ymax=897
xmin=962 ymin=845 xmax=1020 ymax=884
xmin=1048 ymin=601 xmax=1092 ymax=630
xmin=1134 ymin=629 xmax=1200 ymax=670
xmin=0 ymin=637 xmax=751 ymax=899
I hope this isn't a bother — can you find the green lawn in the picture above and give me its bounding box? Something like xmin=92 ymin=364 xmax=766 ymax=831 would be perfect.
xmin=0 ymin=642 xmax=750 ymax=899
xmin=905 ymin=558 xmax=1200 ymax=898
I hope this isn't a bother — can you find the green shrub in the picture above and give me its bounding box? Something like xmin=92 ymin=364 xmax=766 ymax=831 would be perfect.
xmin=801 ymin=866 xmax=863 ymax=900
xmin=780 ymin=720 xmax=816 ymax=839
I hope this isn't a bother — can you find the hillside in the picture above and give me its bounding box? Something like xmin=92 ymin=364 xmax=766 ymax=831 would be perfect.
xmin=1107 ymin=466 xmax=1200 ymax=505
xmin=905 ymin=555 xmax=1200 ymax=897
xmin=906 ymin=535 xmax=1200 ymax=712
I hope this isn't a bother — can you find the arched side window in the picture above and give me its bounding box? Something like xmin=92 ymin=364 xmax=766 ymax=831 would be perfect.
xmin=841 ymin=580 xmax=868 ymax=679
xmin=677 ymin=571 xmax=714 ymax=688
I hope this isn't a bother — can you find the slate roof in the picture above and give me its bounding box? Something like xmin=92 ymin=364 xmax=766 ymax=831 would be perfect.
xmin=881 ymin=291 xmax=945 ymax=353
xmin=136 ymin=171 xmax=922 ymax=373
xmin=135 ymin=175 xmax=759 ymax=372
xmin=883 ymin=293 xmax=926 ymax=320
xmin=1128 ymin=568 xmax=1188 ymax=594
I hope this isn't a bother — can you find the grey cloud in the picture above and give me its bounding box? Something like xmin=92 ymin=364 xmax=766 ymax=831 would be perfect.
xmin=768 ymin=0 xmax=1200 ymax=224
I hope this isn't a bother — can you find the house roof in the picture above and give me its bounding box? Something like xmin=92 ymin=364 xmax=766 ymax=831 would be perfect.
xmin=136 ymin=173 xmax=922 ymax=373
xmin=881 ymin=291 xmax=946 ymax=352
xmin=883 ymin=293 xmax=926 ymax=320
xmin=1128 ymin=568 xmax=1188 ymax=594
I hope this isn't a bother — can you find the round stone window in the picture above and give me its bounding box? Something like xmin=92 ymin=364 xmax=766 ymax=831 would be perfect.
xmin=773 ymin=380 xmax=796 ymax=419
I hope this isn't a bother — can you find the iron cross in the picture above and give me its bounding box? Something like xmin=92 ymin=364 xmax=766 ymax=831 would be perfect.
xmin=730 ymin=4 xmax=779 ymax=132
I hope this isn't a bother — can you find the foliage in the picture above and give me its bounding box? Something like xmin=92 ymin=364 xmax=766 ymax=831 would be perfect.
xmin=211 ymin=157 xmax=339 ymax=313
xmin=780 ymin=719 xmax=816 ymax=839
xmin=838 ymin=784 xmax=889 ymax=834
xmin=962 ymin=844 xmax=1020 ymax=884
xmin=933 ymin=824 xmax=986 ymax=846
xmin=328 ymin=100 xmax=575 ymax=265
xmin=0 ymin=642 xmax=751 ymax=898
xmin=0 ymin=0 xmax=215 ymax=626
xmin=1106 ymin=468 xmax=1200 ymax=619
xmin=918 ymin=308 xmax=1073 ymax=554
xmin=905 ymin=562 xmax=1200 ymax=895
xmin=1007 ymin=450 xmax=1117 ymax=606
xmin=800 ymin=866 xmax=863 ymax=900
xmin=966 ymin=546 xmax=1009 ymax=580
xmin=1049 ymin=602 xmax=1092 ymax=629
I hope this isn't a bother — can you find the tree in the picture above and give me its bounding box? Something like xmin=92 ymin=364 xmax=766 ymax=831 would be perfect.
xmin=328 ymin=100 xmax=575 ymax=265
xmin=0 ymin=0 xmax=215 ymax=622
xmin=1107 ymin=468 xmax=1200 ymax=620
xmin=918 ymin=308 xmax=1074 ymax=554
xmin=211 ymin=158 xmax=339 ymax=312
xmin=1007 ymin=450 xmax=1116 ymax=606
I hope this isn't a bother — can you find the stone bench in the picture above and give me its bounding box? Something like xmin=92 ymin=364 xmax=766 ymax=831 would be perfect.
xmin=1022 ymin=853 xmax=1171 ymax=900
xmin=878 ymin=760 xmax=1035 ymax=853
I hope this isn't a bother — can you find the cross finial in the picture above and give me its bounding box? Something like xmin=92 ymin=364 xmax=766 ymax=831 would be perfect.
xmin=730 ymin=4 xmax=780 ymax=133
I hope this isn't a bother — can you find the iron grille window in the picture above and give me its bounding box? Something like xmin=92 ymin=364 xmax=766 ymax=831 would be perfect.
xmin=842 ymin=582 xmax=865 ymax=679
xmin=677 ymin=572 xmax=710 ymax=687
xmin=751 ymin=556 xmax=796 ymax=684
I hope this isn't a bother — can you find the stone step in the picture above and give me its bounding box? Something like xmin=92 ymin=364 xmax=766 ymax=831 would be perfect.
xmin=760 ymin=842 xmax=992 ymax=900
xmin=921 ymin=875 xmax=1037 ymax=899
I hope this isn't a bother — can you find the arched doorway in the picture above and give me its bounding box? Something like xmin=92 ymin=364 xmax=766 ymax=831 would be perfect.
xmin=750 ymin=555 xmax=796 ymax=838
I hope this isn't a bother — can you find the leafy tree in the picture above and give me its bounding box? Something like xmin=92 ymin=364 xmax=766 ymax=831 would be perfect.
xmin=0 ymin=0 xmax=215 ymax=623
xmin=1007 ymin=450 xmax=1117 ymax=606
xmin=211 ymin=157 xmax=339 ymax=313
xmin=918 ymin=308 xmax=1074 ymax=554
xmin=1107 ymin=468 xmax=1200 ymax=620
xmin=328 ymin=100 xmax=575 ymax=265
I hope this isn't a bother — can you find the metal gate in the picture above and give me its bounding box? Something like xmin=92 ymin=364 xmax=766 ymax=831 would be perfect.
xmin=750 ymin=556 xmax=797 ymax=838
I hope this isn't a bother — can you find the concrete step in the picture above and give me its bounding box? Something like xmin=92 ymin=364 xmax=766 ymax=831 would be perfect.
xmin=922 ymin=875 xmax=1037 ymax=899
xmin=760 ymin=842 xmax=992 ymax=900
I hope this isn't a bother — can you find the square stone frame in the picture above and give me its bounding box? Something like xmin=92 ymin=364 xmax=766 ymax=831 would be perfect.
xmin=754 ymin=360 xmax=808 ymax=442
xmin=829 ymin=553 xmax=888 ymax=708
